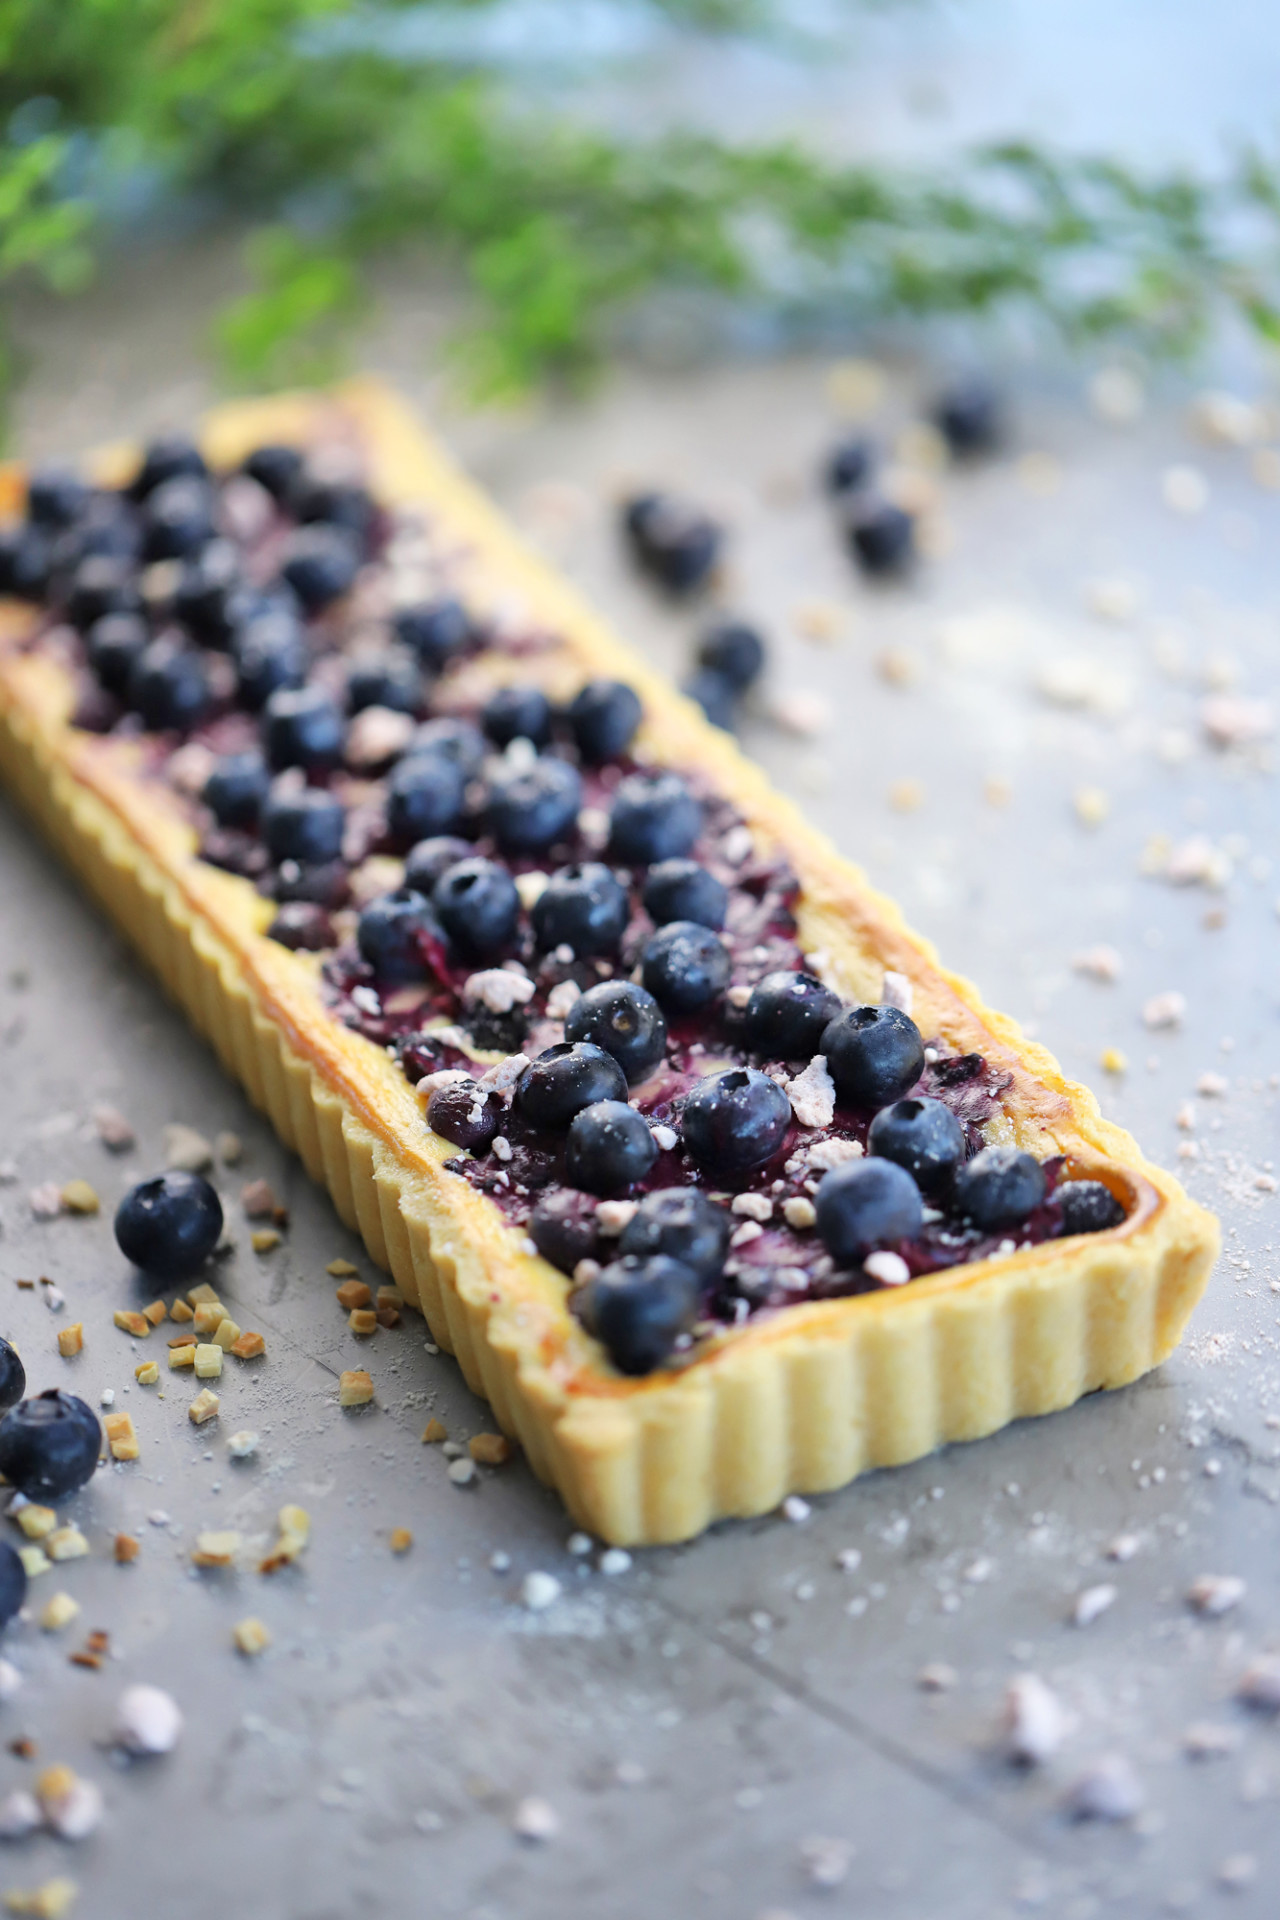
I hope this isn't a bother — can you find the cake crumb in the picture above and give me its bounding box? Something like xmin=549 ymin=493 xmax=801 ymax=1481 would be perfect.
xmin=141 ymin=1300 xmax=167 ymax=1327
xmin=250 ymin=1229 xmax=281 ymax=1254
xmin=3 ymin=1878 xmax=79 ymax=1918
xmin=389 ymin=1528 xmax=413 ymax=1554
xmin=230 ymin=1331 xmax=265 ymax=1360
xmin=327 ymin=1259 xmax=359 ymax=1277
xmin=469 ymin=1433 xmax=514 ymax=1466
xmin=191 ymin=1531 xmax=240 ymax=1569
xmin=103 ymin=1412 xmax=138 ymax=1461
xmin=193 ymin=1344 xmax=222 ymax=1379
xmin=233 ymin=1617 xmax=270 ymax=1657
xmin=45 ymin=1528 xmax=87 ymax=1564
xmin=113 ymin=1535 xmax=139 ymax=1565
xmin=55 ymin=1325 xmax=83 ymax=1360
xmin=339 ymin=1370 xmax=373 ymax=1408
xmin=348 ymin=1309 xmax=377 ymax=1336
xmin=335 ymin=1280 xmax=372 ymax=1310
xmin=112 ymin=1311 xmax=150 ymax=1339
xmin=188 ymin=1388 xmax=220 ymax=1426
xmin=38 ymin=1594 xmax=79 ymax=1633
xmin=59 ymin=1182 xmax=98 ymax=1217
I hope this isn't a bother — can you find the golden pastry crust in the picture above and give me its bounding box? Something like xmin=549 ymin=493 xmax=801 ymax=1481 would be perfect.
xmin=0 ymin=379 xmax=1218 ymax=1545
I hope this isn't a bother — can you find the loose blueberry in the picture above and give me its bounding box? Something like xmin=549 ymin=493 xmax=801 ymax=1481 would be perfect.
xmin=618 ymin=1188 xmax=729 ymax=1284
xmin=394 ymin=597 xmax=473 ymax=671
xmin=624 ymin=493 xmax=721 ymax=594
xmin=263 ymin=686 xmax=346 ymax=773
xmin=641 ymin=920 xmax=730 ymax=1014
xmin=824 ymin=435 xmax=876 ymax=495
xmin=564 ymin=1100 xmax=659 ymax=1195
xmin=564 ymin=980 xmax=667 ymax=1085
xmin=65 ymin=555 xmax=142 ymax=632
xmin=356 ymin=888 xmax=438 ymax=984
xmin=0 ymin=1340 xmax=25 ymax=1413
xmin=482 ymin=685 xmax=552 ymax=750
xmin=682 ymin=668 xmax=736 ymax=731
xmin=680 ymin=1067 xmax=791 ymax=1179
xmin=516 ymin=1043 xmax=628 ymax=1130
xmin=114 ymin=1171 xmax=224 ymax=1277
xmin=488 ymin=757 xmax=582 ymax=855
xmin=243 ymin=443 xmax=304 ymax=501
xmin=279 ymin=524 xmax=360 ymax=613
xmin=346 ymin=649 xmax=424 ymax=715
xmin=529 ymin=1189 xmax=601 ymax=1275
xmin=642 ymin=858 xmax=727 ymax=931
xmin=171 ymin=541 xmax=248 ymax=649
xmin=86 ymin=612 xmax=149 ymax=697
xmin=203 ymin=751 xmax=271 ymax=832
xmin=129 ymin=433 xmax=208 ymax=501
xmin=403 ymin=835 xmax=474 ymax=894
xmin=0 ymin=1542 xmax=26 ymax=1628
xmin=746 ymin=971 xmax=844 ymax=1060
xmin=815 ymin=1157 xmax=923 ymax=1263
xmin=931 ymin=378 xmax=1003 ymax=458
xmin=577 ymin=1254 xmax=700 ymax=1375
xmin=232 ymin=606 xmax=309 ymax=710
xmin=696 ymin=619 xmax=766 ymax=693
xmin=293 ymin=478 xmax=377 ymax=549
xmin=821 ymin=1004 xmax=924 ymax=1109
xmin=27 ymin=467 xmax=90 ymax=531
xmin=127 ymin=639 xmax=211 ymax=732
xmin=385 ymin=752 xmax=465 ymax=846
xmin=141 ymin=476 xmax=215 ymax=562
xmin=261 ymin=787 xmax=346 ymax=865
xmin=0 ymin=1390 xmax=101 ymax=1503
xmin=410 ymin=716 xmax=488 ymax=781
xmin=266 ymin=901 xmax=335 ymax=951
xmin=426 ymin=1077 xmax=499 ymax=1153
xmin=433 ymin=856 xmax=520 ymax=960
xmin=608 ymin=771 xmax=701 ymax=866
xmin=1057 ymin=1179 xmax=1126 ymax=1237
xmin=531 ymin=863 xmax=628 ymax=958
xmin=568 ymin=680 xmax=642 ymax=764
xmin=953 ymin=1145 xmax=1046 ymax=1231
xmin=867 ymin=1096 xmax=966 ymax=1198
xmin=846 ymin=500 xmax=915 ymax=577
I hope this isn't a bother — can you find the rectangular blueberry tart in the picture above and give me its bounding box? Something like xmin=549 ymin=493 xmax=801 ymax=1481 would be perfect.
xmin=0 ymin=381 xmax=1219 ymax=1544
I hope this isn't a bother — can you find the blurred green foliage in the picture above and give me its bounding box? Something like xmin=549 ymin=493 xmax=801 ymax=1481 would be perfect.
xmin=1 ymin=0 xmax=1279 ymax=413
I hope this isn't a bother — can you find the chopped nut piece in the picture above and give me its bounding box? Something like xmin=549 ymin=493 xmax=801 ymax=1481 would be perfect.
xmin=141 ymin=1300 xmax=167 ymax=1327
xmin=168 ymin=1344 xmax=195 ymax=1369
xmin=92 ymin=1104 xmax=134 ymax=1151
xmin=134 ymin=1361 xmax=159 ymax=1387
xmin=16 ymin=1506 xmax=56 ymax=1540
xmin=3 ymin=1878 xmax=79 ymax=1918
xmin=230 ymin=1331 xmax=265 ymax=1360
xmin=112 ymin=1310 xmax=149 ymax=1339
xmin=469 ymin=1433 xmax=514 ymax=1467
xmin=389 ymin=1528 xmax=413 ymax=1554
xmin=103 ymin=1411 xmax=139 ymax=1461
xmin=55 ymin=1324 xmax=83 ymax=1360
xmin=188 ymin=1388 xmax=220 ymax=1426
xmin=193 ymin=1344 xmax=222 ymax=1379
xmin=233 ymin=1617 xmax=270 ymax=1657
xmin=192 ymin=1301 xmax=226 ymax=1336
xmin=348 ymin=1308 xmax=378 ymax=1335
xmin=163 ymin=1123 xmax=213 ymax=1173
xmin=211 ymin=1316 xmax=242 ymax=1351
xmin=185 ymin=1282 xmax=221 ymax=1307
xmin=250 ymin=1229 xmax=281 ymax=1254
xmin=113 ymin=1534 xmax=139 ymax=1565
xmin=46 ymin=1528 xmax=88 ymax=1563
xmin=327 ymin=1259 xmax=359 ymax=1277
xmin=421 ymin=1418 xmax=447 ymax=1444
xmin=192 ymin=1530 xmax=240 ymax=1568
xmin=18 ymin=1547 xmax=50 ymax=1579
xmin=375 ymin=1306 xmax=400 ymax=1328
xmin=1187 ymin=1574 xmax=1246 ymax=1616
xmin=239 ymin=1179 xmax=278 ymax=1219
xmin=59 ymin=1181 xmax=99 ymax=1217
xmin=335 ymin=1279 xmax=372 ymax=1310
xmin=338 ymin=1369 xmax=373 ymax=1408
xmin=39 ymin=1594 xmax=80 ymax=1632
xmin=167 ymin=1330 xmax=197 ymax=1347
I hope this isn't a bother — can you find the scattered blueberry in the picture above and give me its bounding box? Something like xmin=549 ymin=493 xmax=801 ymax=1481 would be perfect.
xmin=482 ymin=685 xmax=552 ymax=750
xmin=1057 ymin=1179 xmax=1126 ymax=1236
xmin=27 ymin=467 xmax=89 ymax=531
xmin=0 ymin=1542 xmax=26 ymax=1628
xmin=931 ymin=378 xmax=1003 ymax=458
xmin=0 ymin=1391 xmax=101 ymax=1503
xmin=346 ymin=649 xmax=423 ymax=715
xmin=516 ymin=1043 xmax=628 ymax=1130
xmin=293 ymin=477 xmax=377 ymax=548
xmin=608 ymin=771 xmax=701 ymax=865
xmin=127 ymin=639 xmax=211 ymax=732
xmin=529 ymin=1189 xmax=601 ymax=1275
xmin=618 ymin=1188 xmax=729 ymax=1283
xmin=815 ymin=1158 xmax=922 ymax=1262
xmin=203 ymin=751 xmax=271 ymax=832
xmin=279 ymin=524 xmax=360 ymax=613
xmin=65 ymin=555 xmax=142 ymax=632
xmin=568 ymin=680 xmax=642 ymax=764
xmin=696 ymin=619 xmax=766 ymax=693
xmin=846 ymin=500 xmax=915 ymax=577
xmin=128 ymin=434 xmax=208 ymax=501
xmin=262 ymin=787 xmax=346 ymax=865
xmin=263 ymin=686 xmax=346 ymax=772
xmin=824 ymin=435 xmax=876 ymax=495
xmin=0 ymin=1339 xmax=26 ymax=1413
xmin=641 ymin=920 xmax=730 ymax=1014
xmin=488 ymin=757 xmax=582 ymax=854
xmin=564 ymin=1100 xmax=659 ymax=1195
xmin=953 ymin=1145 xmax=1046 ymax=1231
xmin=642 ymin=858 xmax=727 ymax=931
xmin=141 ymin=476 xmax=215 ymax=562
xmin=243 ymin=443 xmax=304 ymax=501
xmin=356 ymin=888 xmax=438 ymax=984
xmin=426 ymin=1077 xmax=499 ymax=1153
xmin=682 ymin=668 xmax=737 ymax=731
xmin=403 ymin=835 xmax=474 ymax=894
xmin=531 ymin=863 xmax=628 ymax=957
xmin=680 ymin=1067 xmax=791 ymax=1179
xmin=385 ymin=751 xmax=465 ymax=845
xmin=821 ymin=1004 xmax=924 ymax=1109
xmin=624 ymin=493 xmax=721 ymax=594
xmin=114 ymin=1171 xmax=224 ymax=1277
xmin=267 ymin=901 xmax=335 ymax=951
xmin=433 ymin=856 xmax=520 ymax=959
xmin=394 ymin=597 xmax=472 ymax=671
xmin=564 ymin=980 xmax=667 ymax=1085
xmin=577 ymin=1254 xmax=700 ymax=1375
xmin=410 ymin=716 xmax=488 ymax=781
xmin=86 ymin=612 xmax=149 ymax=697
xmin=232 ymin=606 xmax=308 ymax=709
xmin=745 ymin=971 xmax=844 ymax=1060
xmin=867 ymin=1097 xmax=966 ymax=1198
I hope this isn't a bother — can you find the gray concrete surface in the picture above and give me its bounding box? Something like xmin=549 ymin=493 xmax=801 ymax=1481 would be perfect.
xmin=2 ymin=246 xmax=1280 ymax=1920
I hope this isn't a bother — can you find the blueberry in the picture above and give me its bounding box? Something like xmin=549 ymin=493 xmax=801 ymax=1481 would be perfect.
xmin=815 ymin=1158 xmax=922 ymax=1262
xmin=642 ymin=858 xmax=727 ymax=931
xmin=233 ymin=607 xmax=309 ymax=710
xmin=357 ymin=888 xmax=438 ymax=984
xmin=86 ymin=612 xmax=149 ymax=697
xmin=27 ymin=467 xmax=90 ymax=531
xmin=279 ymin=525 xmax=360 ymax=613
xmin=488 ymin=757 xmax=582 ymax=855
xmin=410 ymin=716 xmax=488 ymax=781
xmin=746 ymin=971 xmax=844 ymax=1060
xmin=641 ymin=920 xmax=729 ymax=1014
xmin=262 ymin=786 xmax=345 ymax=864
xmin=516 ymin=1043 xmax=628 ymax=1129
xmin=385 ymin=752 xmax=465 ymax=846
xmin=565 ymin=980 xmax=667 ymax=1085
xmin=0 ymin=1390 xmax=101 ymax=1503
xmin=824 ymin=435 xmax=876 ymax=495
xmin=171 ymin=541 xmax=248 ymax=649
xmin=0 ymin=1542 xmax=26 ymax=1628
xmin=129 ymin=434 xmax=208 ymax=501
xmin=846 ymin=501 xmax=915 ymax=577
xmin=577 ymin=1254 xmax=700 ymax=1375
xmin=568 ymin=680 xmax=642 ymax=763
xmin=203 ymin=750 xmax=270 ymax=831
xmin=564 ymin=1101 xmax=658 ymax=1195
xmin=867 ymin=1096 xmax=966 ymax=1197
xmin=680 ymin=1067 xmax=791 ymax=1179
xmin=931 ymin=378 xmax=1003 ymax=458
xmin=432 ymin=856 xmax=520 ymax=960
xmin=953 ymin=1145 xmax=1046 ymax=1231
xmin=624 ymin=493 xmax=721 ymax=594
xmin=127 ymin=640 xmax=211 ymax=732
xmin=394 ymin=597 xmax=472 ymax=671
xmin=53 ymin=493 xmax=141 ymax=573
xmin=532 ymin=863 xmax=628 ymax=958
xmin=0 ymin=521 xmax=51 ymax=600
xmin=65 ymin=556 xmax=142 ymax=632
xmin=141 ymin=476 xmax=215 ymax=562
xmin=294 ymin=478 xmax=377 ymax=548
xmin=425 ymin=1077 xmax=499 ymax=1153
xmin=821 ymin=1004 xmax=924 ymax=1109
xmin=266 ymin=901 xmax=335 ymax=951
xmin=618 ymin=1188 xmax=729 ymax=1283
xmin=1057 ymin=1179 xmax=1126 ymax=1236
xmin=243 ymin=443 xmax=304 ymax=501
xmin=346 ymin=649 xmax=423 ymax=715
xmin=696 ymin=619 xmax=766 ymax=693
xmin=114 ymin=1170 xmax=224 ymax=1277
xmin=271 ymin=858 xmax=347 ymax=908
xmin=529 ymin=1189 xmax=601 ymax=1275
xmin=608 ymin=772 xmax=701 ymax=866
xmin=264 ymin=686 xmax=346 ymax=772
xmin=0 ymin=1339 xmax=25 ymax=1413
xmin=403 ymin=835 xmax=474 ymax=894
xmin=682 ymin=668 xmax=736 ymax=731
xmin=482 ymin=685 xmax=552 ymax=750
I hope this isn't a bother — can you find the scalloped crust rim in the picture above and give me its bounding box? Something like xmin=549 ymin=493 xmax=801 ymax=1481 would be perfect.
xmin=0 ymin=381 xmax=1219 ymax=1545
